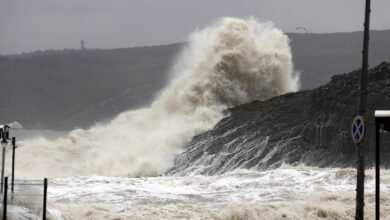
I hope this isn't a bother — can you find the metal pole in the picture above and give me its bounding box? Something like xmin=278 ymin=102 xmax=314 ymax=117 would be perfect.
xmin=355 ymin=0 xmax=371 ymax=219
xmin=43 ymin=178 xmax=47 ymax=220
xmin=375 ymin=120 xmax=380 ymax=220
xmin=1 ymin=145 xmax=5 ymax=194
xmin=3 ymin=177 xmax=7 ymax=220
xmin=356 ymin=142 xmax=365 ymax=220
xmin=359 ymin=2 xmax=371 ymax=114
xmin=11 ymin=137 xmax=15 ymax=193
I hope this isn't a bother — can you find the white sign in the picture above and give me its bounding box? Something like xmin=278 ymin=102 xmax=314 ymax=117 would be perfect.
xmin=352 ymin=115 xmax=365 ymax=144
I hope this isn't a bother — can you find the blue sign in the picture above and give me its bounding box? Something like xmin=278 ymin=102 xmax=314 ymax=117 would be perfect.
xmin=352 ymin=115 xmax=365 ymax=144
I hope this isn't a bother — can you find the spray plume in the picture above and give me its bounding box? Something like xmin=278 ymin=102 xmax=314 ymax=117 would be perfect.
xmin=12 ymin=17 xmax=300 ymax=178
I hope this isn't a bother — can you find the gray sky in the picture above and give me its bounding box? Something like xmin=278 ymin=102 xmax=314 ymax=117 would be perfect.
xmin=1 ymin=0 xmax=389 ymax=55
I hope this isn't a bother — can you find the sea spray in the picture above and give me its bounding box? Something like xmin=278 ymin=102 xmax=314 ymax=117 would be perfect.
xmin=12 ymin=17 xmax=300 ymax=178
xmin=45 ymin=167 xmax=390 ymax=219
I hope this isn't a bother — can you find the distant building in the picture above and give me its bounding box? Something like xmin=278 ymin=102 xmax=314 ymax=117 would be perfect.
xmin=81 ymin=40 xmax=85 ymax=50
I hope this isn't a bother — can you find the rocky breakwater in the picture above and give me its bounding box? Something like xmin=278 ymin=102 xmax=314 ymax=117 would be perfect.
xmin=168 ymin=62 xmax=390 ymax=175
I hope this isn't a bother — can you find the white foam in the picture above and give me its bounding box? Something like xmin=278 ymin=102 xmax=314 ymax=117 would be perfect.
xmin=11 ymin=17 xmax=299 ymax=178
xmin=44 ymin=166 xmax=390 ymax=219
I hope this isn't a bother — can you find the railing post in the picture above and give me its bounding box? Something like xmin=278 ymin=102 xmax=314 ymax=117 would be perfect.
xmin=1 ymin=145 xmax=5 ymax=194
xmin=43 ymin=178 xmax=47 ymax=220
xmin=375 ymin=119 xmax=381 ymax=220
xmin=11 ymin=137 xmax=15 ymax=193
xmin=3 ymin=177 xmax=7 ymax=220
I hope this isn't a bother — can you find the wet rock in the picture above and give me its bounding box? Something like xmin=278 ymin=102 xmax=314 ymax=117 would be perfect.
xmin=168 ymin=62 xmax=390 ymax=175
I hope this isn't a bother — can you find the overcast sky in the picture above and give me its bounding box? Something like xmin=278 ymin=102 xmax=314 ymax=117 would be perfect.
xmin=1 ymin=0 xmax=389 ymax=55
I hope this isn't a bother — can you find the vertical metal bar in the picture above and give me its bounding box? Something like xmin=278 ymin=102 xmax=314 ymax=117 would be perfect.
xmin=360 ymin=0 xmax=371 ymax=102
xmin=3 ymin=177 xmax=7 ymax=220
xmin=375 ymin=120 xmax=380 ymax=220
xmin=356 ymin=143 xmax=365 ymax=220
xmin=356 ymin=0 xmax=371 ymax=219
xmin=43 ymin=178 xmax=47 ymax=220
xmin=11 ymin=137 xmax=15 ymax=193
xmin=1 ymin=146 xmax=5 ymax=194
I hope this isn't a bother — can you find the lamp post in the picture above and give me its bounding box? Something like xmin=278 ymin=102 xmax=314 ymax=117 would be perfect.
xmin=0 ymin=138 xmax=7 ymax=194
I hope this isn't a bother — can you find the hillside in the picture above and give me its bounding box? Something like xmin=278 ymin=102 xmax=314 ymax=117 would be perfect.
xmin=168 ymin=62 xmax=390 ymax=175
xmin=290 ymin=30 xmax=390 ymax=88
xmin=0 ymin=44 xmax=181 ymax=129
xmin=0 ymin=30 xmax=390 ymax=130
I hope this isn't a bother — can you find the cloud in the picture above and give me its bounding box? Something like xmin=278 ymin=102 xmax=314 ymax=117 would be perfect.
xmin=1 ymin=0 xmax=389 ymax=55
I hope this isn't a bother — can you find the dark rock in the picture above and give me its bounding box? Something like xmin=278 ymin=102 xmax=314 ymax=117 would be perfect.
xmin=168 ymin=62 xmax=390 ymax=175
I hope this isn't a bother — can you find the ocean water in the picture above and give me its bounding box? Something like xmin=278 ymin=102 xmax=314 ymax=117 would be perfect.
xmin=4 ymin=17 xmax=382 ymax=220
xmin=12 ymin=17 xmax=299 ymax=179
xmin=5 ymin=164 xmax=389 ymax=219
xmin=43 ymin=166 xmax=389 ymax=219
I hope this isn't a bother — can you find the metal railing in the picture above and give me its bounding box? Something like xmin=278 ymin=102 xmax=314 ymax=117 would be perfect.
xmin=0 ymin=135 xmax=48 ymax=219
xmin=1 ymin=178 xmax=47 ymax=220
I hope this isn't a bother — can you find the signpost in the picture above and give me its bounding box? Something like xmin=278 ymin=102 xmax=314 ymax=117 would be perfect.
xmin=355 ymin=0 xmax=371 ymax=219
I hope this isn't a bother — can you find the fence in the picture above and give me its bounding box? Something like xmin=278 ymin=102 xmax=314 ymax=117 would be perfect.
xmin=0 ymin=136 xmax=48 ymax=219
xmin=1 ymin=177 xmax=47 ymax=220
